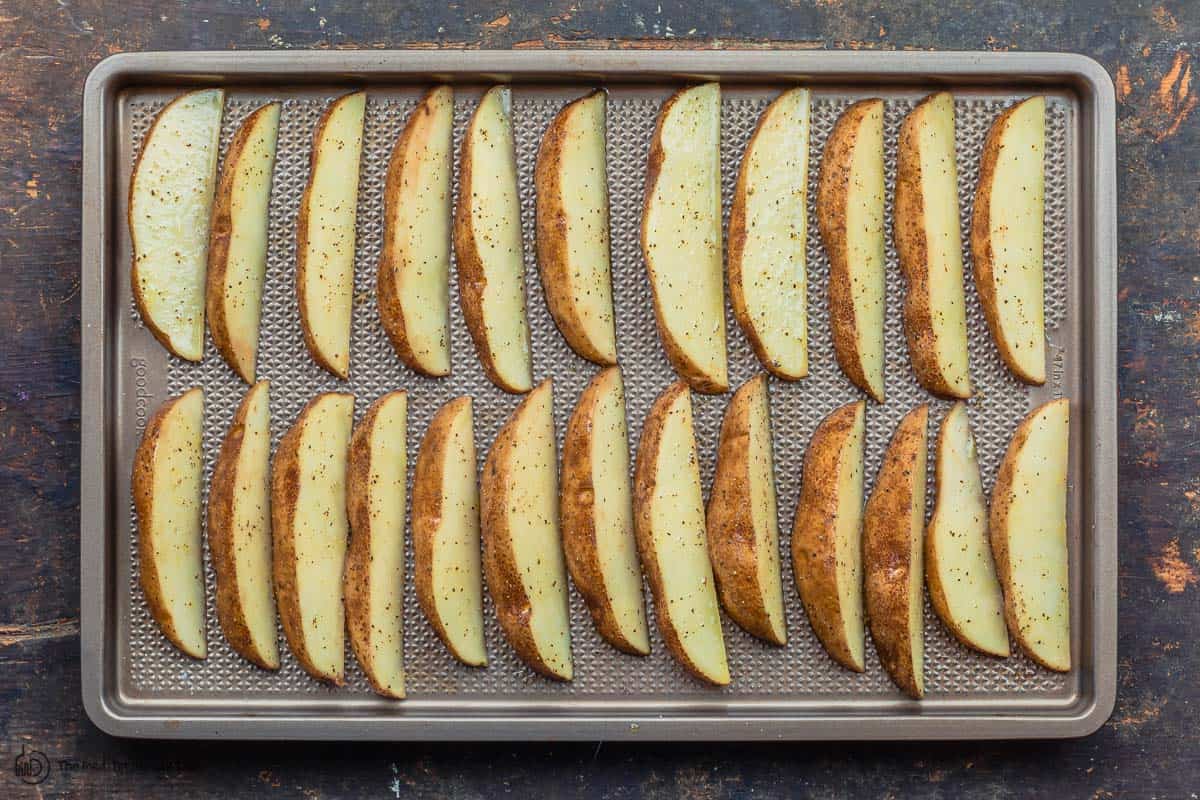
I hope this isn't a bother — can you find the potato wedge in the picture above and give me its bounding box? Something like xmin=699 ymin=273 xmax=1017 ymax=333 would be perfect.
xmin=895 ymin=92 xmax=972 ymax=399
xmin=926 ymin=402 xmax=1009 ymax=657
xmin=378 ymin=86 xmax=454 ymax=377
xmin=413 ymin=396 xmax=488 ymax=667
xmin=791 ymin=399 xmax=867 ymax=672
xmin=130 ymin=89 xmax=224 ymax=362
xmin=561 ymin=366 xmax=650 ymax=655
xmin=972 ymin=96 xmax=1047 ymax=385
xmin=817 ymin=98 xmax=887 ymax=403
xmin=634 ymin=381 xmax=730 ymax=685
xmin=208 ymin=380 xmax=279 ymax=669
xmin=207 ymin=101 xmax=280 ymax=384
xmin=864 ymin=404 xmax=928 ymax=699
xmin=642 ymin=83 xmax=728 ymax=394
xmin=455 ymin=86 xmax=534 ymax=394
xmin=707 ymin=374 xmax=787 ymax=645
xmin=345 ymin=391 xmax=408 ymax=699
xmin=535 ymin=90 xmax=618 ymax=366
xmin=272 ymin=392 xmax=355 ymax=684
xmin=297 ymin=91 xmax=365 ymax=379
xmin=481 ymin=380 xmax=573 ymax=679
xmin=991 ymin=398 xmax=1070 ymax=671
xmin=133 ymin=387 xmax=207 ymax=659
xmin=729 ymin=88 xmax=811 ymax=381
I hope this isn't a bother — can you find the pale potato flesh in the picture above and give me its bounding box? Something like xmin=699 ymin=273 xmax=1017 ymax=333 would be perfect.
xmin=643 ymin=83 xmax=727 ymax=392
xmin=733 ymin=87 xmax=810 ymax=378
xmin=834 ymin=402 xmax=866 ymax=669
xmin=215 ymin=103 xmax=279 ymax=382
xmin=928 ymin=403 xmax=1008 ymax=656
xmin=909 ymin=435 xmax=927 ymax=695
xmin=299 ymin=92 xmax=365 ymax=377
xmin=844 ymin=103 xmax=886 ymax=399
xmin=744 ymin=379 xmax=788 ymax=643
xmin=131 ymin=89 xmax=224 ymax=361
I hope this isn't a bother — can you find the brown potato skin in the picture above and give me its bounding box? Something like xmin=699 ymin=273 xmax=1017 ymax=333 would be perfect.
xmin=894 ymin=92 xmax=972 ymax=400
xmin=454 ymin=86 xmax=532 ymax=395
xmin=208 ymin=380 xmax=277 ymax=670
xmin=271 ymin=392 xmax=354 ymax=685
xmin=344 ymin=391 xmax=407 ymax=699
xmin=378 ymin=87 xmax=452 ymax=378
xmin=560 ymin=367 xmax=648 ymax=655
xmin=535 ymin=90 xmax=617 ymax=367
xmin=641 ymin=86 xmax=728 ymax=395
xmin=989 ymin=398 xmax=1070 ymax=672
xmin=791 ymin=400 xmax=866 ymax=672
xmin=706 ymin=374 xmax=785 ymax=645
xmin=296 ymin=92 xmax=361 ymax=380
xmin=480 ymin=380 xmax=568 ymax=680
xmin=207 ymin=101 xmax=279 ymax=384
xmin=864 ymin=403 xmax=928 ymax=699
xmin=970 ymin=97 xmax=1046 ymax=386
xmin=817 ymin=98 xmax=885 ymax=403
xmin=133 ymin=388 xmax=206 ymax=659
xmin=633 ymin=380 xmax=725 ymax=685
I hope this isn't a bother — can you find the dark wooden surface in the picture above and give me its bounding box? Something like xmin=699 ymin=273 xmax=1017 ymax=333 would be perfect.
xmin=1 ymin=1 xmax=1197 ymax=796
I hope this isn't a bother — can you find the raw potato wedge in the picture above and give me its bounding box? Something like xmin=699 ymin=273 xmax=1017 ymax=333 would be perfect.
xmin=990 ymin=398 xmax=1070 ymax=671
xmin=378 ymin=86 xmax=454 ymax=377
xmin=272 ymin=392 xmax=355 ymax=684
xmin=791 ymin=400 xmax=867 ymax=673
xmin=561 ymin=367 xmax=651 ymax=655
xmin=707 ymin=374 xmax=788 ymax=645
xmin=207 ymin=101 xmax=281 ymax=384
xmin=455 ymin=86 xmax=534 ymax=394
xmin=864 ymin=404 xmax=928 ymax=699
xmin=895 ymin=92 xmax=972 ymax=399
xmin=297 ymin=91 xmax=365 ymax=379
xmin=130 ymin=89 xmax=224 ymax=361
xmin=729 ymin=87 xmax=811 ymax=381
xmin=133 ymin=387 xmax=207 ymax=659
xmin=536 ymin=90 xmax=618 ymax=366
xmin=413 ymin=396 xmax=488 ymax=667
xmin=926 ymin=402 xmax=1010 ymax=657
xmin=345 ymin=391 xmax=408 ymax=699
xmin=481 ymin=380 xmax=573 ymax=679
xmin=972 ymin=96 xmax=1047 ymax=385
xmin=817 ymin=98 xmax=887 ymax=403
xmin=634 ymin=381 xmax=730 ymax=685
xmin=642 ymin=83 xmax=728 ymax=394
xmin=208 ymin=380 xmax=279 ymax=669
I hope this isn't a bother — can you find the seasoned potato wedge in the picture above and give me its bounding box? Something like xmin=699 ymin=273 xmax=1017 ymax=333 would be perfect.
xmin=642 ymin=83 xmax=728 ymax=394
xmin=634 ymin=381 xmax=729 ymax=685
xmin=536 ymin=90 xmax=618 ymax=366
xmin=991 ymin=398 xmax=1070 ymax=671
xmin=864 ymin=404 xmax=928 ymax=699
xmin=130 ymin=89 xmax=224 ymax=361
xmin=707 ymin=374 xmax=788 ymax=645
xmin=208 ymin=380 xmax=279 ymax=669
xmin=561 ymin=366 xmax=650 ymax=655
xmin=133 ymin=387 xmax=207 ymax=659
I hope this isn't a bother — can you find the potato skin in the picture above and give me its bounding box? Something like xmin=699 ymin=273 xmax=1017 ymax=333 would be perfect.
xmin=706 ymin=374 xmax=785 ymax=645
xmin=894 ymin=92 xmax=971 ymax=399
xmin=133 ymin=388 xmax=206 ymax=659
xmin=535 ymin=90 xmax=617 ymax=367
xmin=970 ymin=98 xmax=1046 ymax=386
xmin=817 ymin=98 xmax=885 ymax=403
xmin=864 ymin=403 xmax=928 ymax=699
xmin=344 ymin=391 xmax=407 ymax=699
xmin=791 ymin=400 xmax=865 ymax=672
xmin=208 ymin=380 xmax=277 ymax=670
xmin=378 ymin=87 xmax=452 ymax=378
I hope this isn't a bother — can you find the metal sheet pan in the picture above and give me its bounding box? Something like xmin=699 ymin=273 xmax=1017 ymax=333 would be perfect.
xmin=81 ymin=50 xmax=1117 ymax=740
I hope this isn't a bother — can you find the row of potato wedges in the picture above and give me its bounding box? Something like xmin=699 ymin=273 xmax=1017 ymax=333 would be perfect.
xmin=134 ymin=369 xmax=1070 ymax=700
xmin=129 ymin=84 xmax=1048 ymax=401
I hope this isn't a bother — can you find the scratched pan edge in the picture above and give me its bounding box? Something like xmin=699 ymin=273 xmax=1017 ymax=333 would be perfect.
xmin=79 ymin=51 xmax=1117 ymax=741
